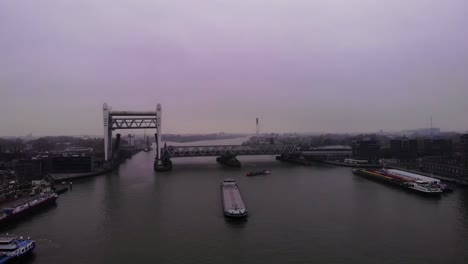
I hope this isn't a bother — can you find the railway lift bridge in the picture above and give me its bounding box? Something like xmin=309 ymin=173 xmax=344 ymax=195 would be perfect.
xmin=103 ymin=103 xmax=301 ymax=171
xmin=103 ymin=103 xmax=169 ymax=171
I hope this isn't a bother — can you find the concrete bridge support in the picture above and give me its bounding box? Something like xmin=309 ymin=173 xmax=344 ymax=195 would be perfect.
xmin=153 ymin=104 xmax=172 ymax=171
xmin=216 ymin=154 xmax=241 ymax=167
xmin=276 ymin=154 xmax=301 ymax=162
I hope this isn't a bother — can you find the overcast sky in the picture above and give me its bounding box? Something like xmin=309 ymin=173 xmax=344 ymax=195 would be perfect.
xmin=1 ymin=0 xmax=467 ymax=136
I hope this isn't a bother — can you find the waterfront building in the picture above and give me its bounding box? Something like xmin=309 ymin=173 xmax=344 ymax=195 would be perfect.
xmin=390 ymin=137 xmax=418 ymax=161
xmin=419 ymin=134 xmax=468 ymax=183
xmin=422 ymin=138 xmax=452 ymax=156
xmin=420 ymin=156 xmax=468 ymax=183
xmin=352 ymin=140 xmax=381 ymax=163
xmin=14 ymin=159 xmax=46 ymax=182
xmin=461 ymin=134 xmax=468 ymax=168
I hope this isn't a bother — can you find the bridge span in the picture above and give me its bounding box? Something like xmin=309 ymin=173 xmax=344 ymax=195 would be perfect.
xmin=160 ymin=144 xmax=299 ymax=168
xmin=162 ymin=144 xmax=299 ymax=158
xmin=159 ymin=144 xmax=352 ymax=168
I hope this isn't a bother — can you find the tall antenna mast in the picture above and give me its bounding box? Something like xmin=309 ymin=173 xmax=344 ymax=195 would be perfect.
xmin=430 ymin=116 xmax=433 ymax=139
xmin=256 ymin=117 xmax=259 ymax=139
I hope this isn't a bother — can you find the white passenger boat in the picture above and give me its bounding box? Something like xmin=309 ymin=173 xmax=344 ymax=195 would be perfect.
xmin=0 ymin=235 xmax=35 ymax=262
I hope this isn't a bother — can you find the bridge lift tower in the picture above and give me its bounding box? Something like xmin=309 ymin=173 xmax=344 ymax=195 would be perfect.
xmin=103 ymin=103 xmax=170 ymax=171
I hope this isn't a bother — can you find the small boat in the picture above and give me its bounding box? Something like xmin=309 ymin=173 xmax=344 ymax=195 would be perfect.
xmin=0 ymin=235 xmax=36 ymax=262
xmin=246 ymin=170 xmax=270 ymax=176
xmin=143 ymin=133 xmax=152 ymax=152
xmin=403 ymin=180 xmax=443 ymax=194
xmin=221 ymin=179 xmax=248 ymax=218
xmin=438 ymin=183 xmax=454 ymax=192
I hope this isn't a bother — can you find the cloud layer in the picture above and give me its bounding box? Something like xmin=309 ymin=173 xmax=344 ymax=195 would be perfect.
xmin=1 ymin=0 xmax=467 ymax=135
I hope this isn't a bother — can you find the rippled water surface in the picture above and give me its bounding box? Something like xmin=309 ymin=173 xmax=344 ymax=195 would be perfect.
xmin=5 ymin=142 xmax=468 ymax=264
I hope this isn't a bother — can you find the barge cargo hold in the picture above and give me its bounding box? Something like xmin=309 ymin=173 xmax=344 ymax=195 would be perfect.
xmin=352 ymin=169 xmax=402 ymax=186
xmin=221 ymin=179 xmax=248 ymax=218
xmin=386 ymin=169 xmax=440 ymax=184
xmin=352 ymin=169 xmax=442 ymax=196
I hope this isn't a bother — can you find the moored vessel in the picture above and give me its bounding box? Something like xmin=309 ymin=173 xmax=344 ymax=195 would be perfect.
xmin=352 ymin=168 xmax=402 ymax=186
xmin=402 ymin=180 xmax=443 ymax=194
xmin=221 ymin=179 xmax=248 ymax=218
xmin=352 ymin=169 xmax=442 ymax=195
xmin=0 ymin=192 xmax=58 ymax=226
xmin=385 ymin=169 xmax=444 ymax=194
xmin=386 ymin=169 xmax=440 ymax=184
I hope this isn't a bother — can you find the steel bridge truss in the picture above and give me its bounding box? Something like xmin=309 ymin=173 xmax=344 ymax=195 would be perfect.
xmin=162 ymin=145 xmax=299 ymax=158
xmin=103 ymin=104 xmax=162 ymax=162
xmin=110 ymin=117 xmax=158 ymax=130
xmin=301 ymin=150 xmax=352 ymax=156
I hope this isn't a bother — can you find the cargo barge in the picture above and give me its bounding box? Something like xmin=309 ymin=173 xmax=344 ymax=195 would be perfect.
xmin=352 ymin=168 xmax=403 ymax=186
xmin=0 ymin=192 xmax=58 ymax=226
xmin=352 ymin=169 xmax=442 ymax=195
xmin=221 ymin=179 xmax=248 ymax=218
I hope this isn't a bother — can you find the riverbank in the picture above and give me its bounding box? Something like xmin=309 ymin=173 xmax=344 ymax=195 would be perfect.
xmin=50 ymin=149 xmax=143 ymax=182
xmin=50 ymin=166 xmax=114 ymax=182
xmin=276 ymin=156 xmax=382 ymax=168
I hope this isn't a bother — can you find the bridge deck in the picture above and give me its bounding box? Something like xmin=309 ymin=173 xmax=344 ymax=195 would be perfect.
xmin=162 ymin=145 xmax=298 ymax=158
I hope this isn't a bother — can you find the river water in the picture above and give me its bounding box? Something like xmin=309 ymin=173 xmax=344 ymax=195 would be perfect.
xmin=5 ymin=138 xmax=468 ymax=264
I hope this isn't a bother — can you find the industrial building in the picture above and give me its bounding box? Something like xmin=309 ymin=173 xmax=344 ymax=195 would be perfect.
xmin=419 ymin=134 xmax=468 ymax=183
xmin=352 ymin=140 xmax=381 ymax=163
xmin=389 ymin=137 xmax=418 ymax=161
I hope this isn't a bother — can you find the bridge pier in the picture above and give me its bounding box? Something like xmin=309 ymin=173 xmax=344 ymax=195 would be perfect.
xmin=216 ymin=154 xmax=241 ymax=168
xmin=154 ymin=157 xmax=173 ymax=171
xmin=276 ymin=154 xmax=294 ymax=162
xmin=276 ymin=154 xmax=311 ymax=165
xmin=152 ymin=104 xmax=173 ymax=172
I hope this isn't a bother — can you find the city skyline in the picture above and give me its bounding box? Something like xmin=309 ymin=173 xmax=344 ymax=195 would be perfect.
xmin=1 ymin=0 xmax=468 ymax=136
xmin=0 ymin=125 xmax=463 ymax=139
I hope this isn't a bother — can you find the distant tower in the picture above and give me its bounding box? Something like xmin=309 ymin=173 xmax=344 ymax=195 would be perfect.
xmin=430 ymin=116 xmax=433 ymax=139
xmin=256 ymin=118 xmax=259 ymax=139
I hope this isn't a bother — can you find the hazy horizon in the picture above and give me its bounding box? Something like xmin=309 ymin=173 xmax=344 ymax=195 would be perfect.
xmin=1 ymin=0 xmax=468 ymax=136
xmin=1 ymin=127 xmax=465 ymax=139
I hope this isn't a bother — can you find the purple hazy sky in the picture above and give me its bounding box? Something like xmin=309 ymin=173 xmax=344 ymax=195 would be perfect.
xmin=1 ymin=0 xmax=467 ymax=136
